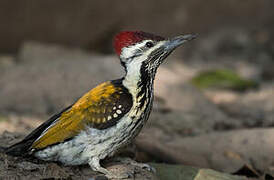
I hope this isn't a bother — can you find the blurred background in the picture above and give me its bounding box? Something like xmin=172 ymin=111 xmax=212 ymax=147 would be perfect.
xmin=0 ymin=0 xmax=273 ymax=179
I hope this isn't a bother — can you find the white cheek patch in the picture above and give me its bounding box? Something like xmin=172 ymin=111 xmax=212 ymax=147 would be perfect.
xmin=120 ymin=40 xmax=150 ymax=61
xmin=141 ymin=41 xmax=165 ymax=60
xmin=121 ymin=41 xmax=165 ymax=63
xmin=120 ymin=43 xmax=147 ymax=90
xmin=121 ymin=40 xmax=166 ymax=92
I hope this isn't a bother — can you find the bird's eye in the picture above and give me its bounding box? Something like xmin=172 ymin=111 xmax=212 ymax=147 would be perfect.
xmin=145 ymin=41 xmax=154 ymax=48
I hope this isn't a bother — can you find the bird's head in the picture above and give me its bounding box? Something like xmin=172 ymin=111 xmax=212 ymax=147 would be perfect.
xmin=114 ymin=31 xmax=196 ymax=82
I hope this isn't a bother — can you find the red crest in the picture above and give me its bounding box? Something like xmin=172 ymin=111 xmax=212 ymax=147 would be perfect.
xmin=114 ymin=31 xmax=165 ymax=56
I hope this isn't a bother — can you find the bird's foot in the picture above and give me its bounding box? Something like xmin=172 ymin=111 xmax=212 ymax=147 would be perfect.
xmin=112 ymin=157 xmax=156 ymax=173
xmin=92 ymin=171 xmax=133 ymax=180
xmin=106 ymin=171 xmax=134 ymax=179
xmin=89 ymin=157 xmax=134 ymax=179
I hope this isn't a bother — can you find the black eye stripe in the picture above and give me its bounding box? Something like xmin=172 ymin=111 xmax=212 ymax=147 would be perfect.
xmin=145 ymin=41 xmax=154 ymax=48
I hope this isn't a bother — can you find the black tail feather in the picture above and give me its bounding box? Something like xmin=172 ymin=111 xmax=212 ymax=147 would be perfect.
xmin=4 ymin=105 xmax=73 ymax=157
xmin=5 ymin=139 xmax=33 ymax=157
xmin=0 ymin=146 xmax=7 ymax=153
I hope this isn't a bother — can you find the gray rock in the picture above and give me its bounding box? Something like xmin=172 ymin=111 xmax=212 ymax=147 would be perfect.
xmin=137 ymin=128 xmax=274 ymax=174
xmin=205 ymin=84 xmax=274 ymax=128
xmin=151 ymin=163 xmax=245 ymax=180
xmin=0 ymin=42 xmax=123 ymax=115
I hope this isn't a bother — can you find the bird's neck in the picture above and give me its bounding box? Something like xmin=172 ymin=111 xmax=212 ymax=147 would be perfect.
xmin=122 ymin=62 xmax=155 ymax=110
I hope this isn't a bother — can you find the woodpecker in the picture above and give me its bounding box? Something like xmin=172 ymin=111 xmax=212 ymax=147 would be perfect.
xmin=5 ymin=31 xmax=196 ymax=178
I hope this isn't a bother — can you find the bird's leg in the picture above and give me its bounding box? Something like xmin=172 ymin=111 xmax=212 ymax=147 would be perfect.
xmin=88 ymin=157 xmax=133 ymax=179
xmin=112 ymin=157 xmax=156 ymax=173
xmin=88 ymin=157 xmax=109 ymax=175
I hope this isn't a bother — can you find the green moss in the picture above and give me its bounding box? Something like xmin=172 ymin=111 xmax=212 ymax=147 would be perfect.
xmin=0 ymin=115 xmax=8 ymax=122
xmin=191 ymin=69 xmax=258 ymax=91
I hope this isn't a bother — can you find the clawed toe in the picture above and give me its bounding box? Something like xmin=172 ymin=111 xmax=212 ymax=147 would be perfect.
xmin=111 ymin=157 xmax=156 ymax=174
xmin=139 ymin=163 xmax=156 ymax=173
xmin=105 ymin=171 xmax=134 ymax=179
xmin=93 ymin=170 xmax=134 ymax=180
xmin=125 ymin=171 xmax=135 ymax=178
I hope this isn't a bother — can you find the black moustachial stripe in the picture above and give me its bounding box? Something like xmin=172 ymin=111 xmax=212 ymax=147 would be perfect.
xmin=136 ymin=46 xmax=165 ymax=111
xmin=132 ymin=46 xmax=167 ymax=133
xmin=137 ymin=62 xmax=153 ymax=111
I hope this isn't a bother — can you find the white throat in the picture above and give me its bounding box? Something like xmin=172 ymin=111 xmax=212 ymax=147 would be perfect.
xmin=122 ymin=57 xmax=143 ymax=94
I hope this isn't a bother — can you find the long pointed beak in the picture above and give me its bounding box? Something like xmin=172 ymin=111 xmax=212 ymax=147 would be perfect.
xmin=165 ymin=34 xmax=197 ymax=51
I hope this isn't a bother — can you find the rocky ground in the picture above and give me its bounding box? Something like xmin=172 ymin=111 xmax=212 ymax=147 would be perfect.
xmin=0 ymin=29 xmax=273 ymax=179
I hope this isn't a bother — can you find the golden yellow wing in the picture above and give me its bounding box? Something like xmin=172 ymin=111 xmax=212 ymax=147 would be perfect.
xmin=30 ymin=80 xmax=132 ymax=150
